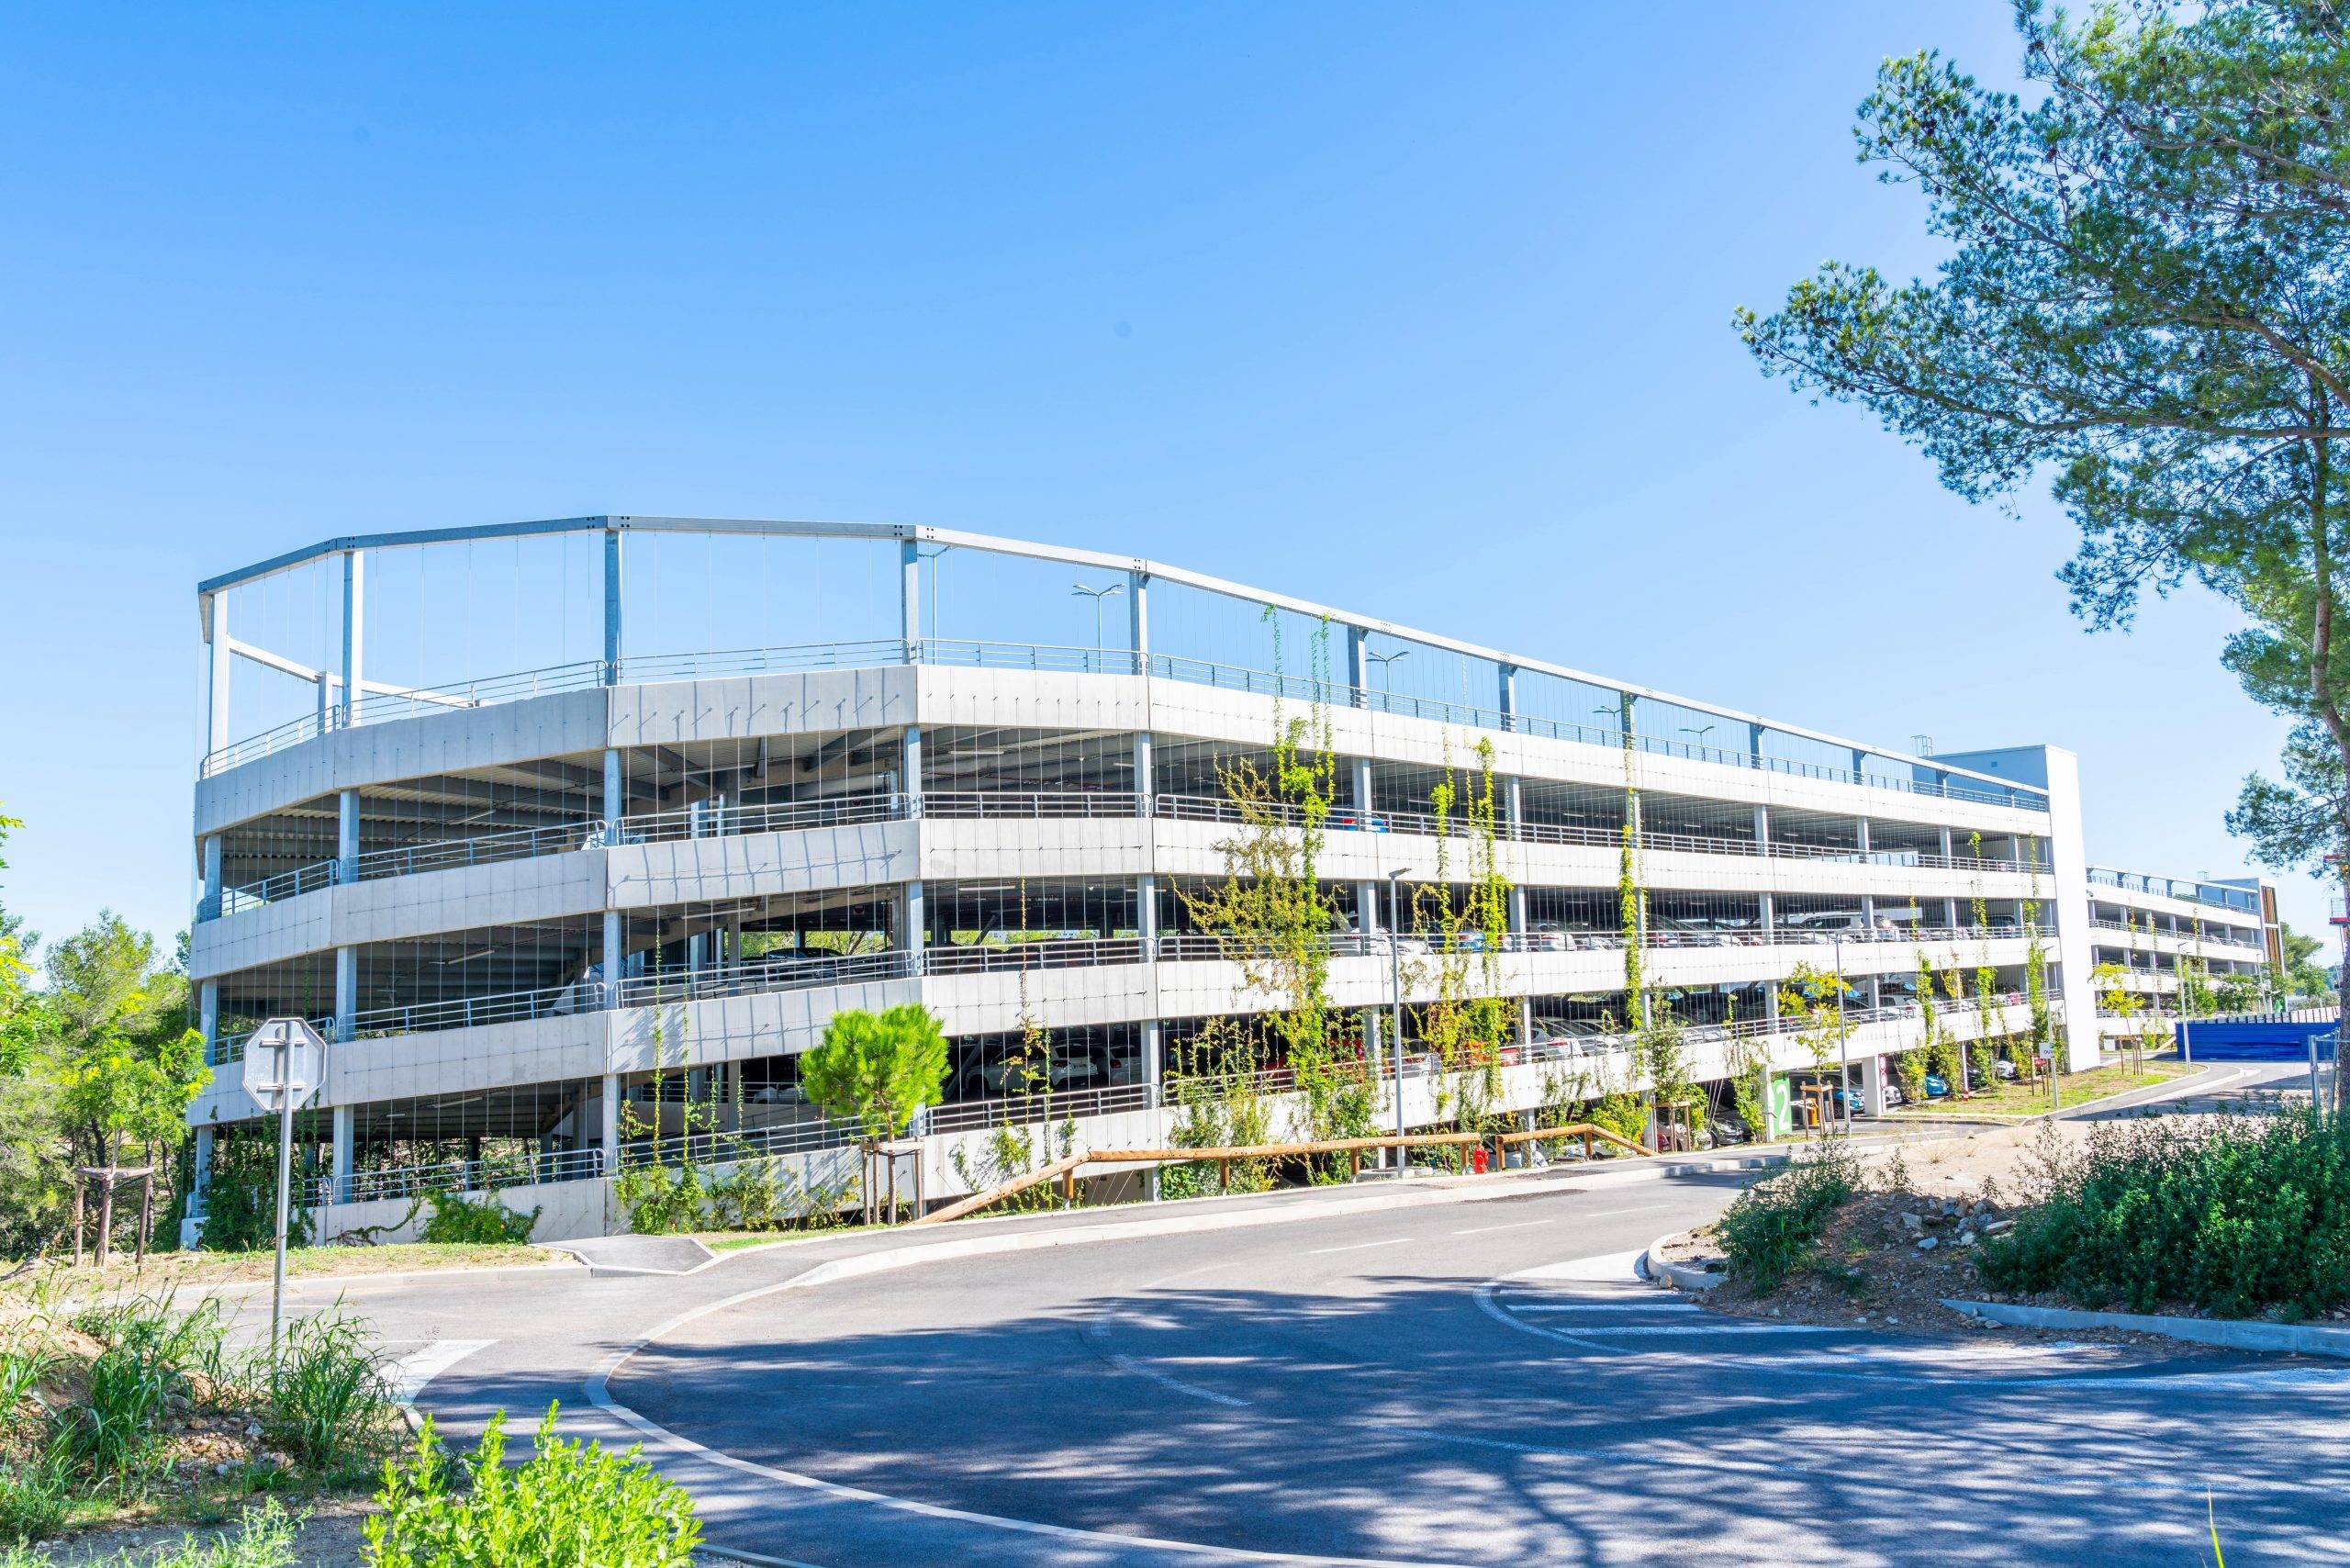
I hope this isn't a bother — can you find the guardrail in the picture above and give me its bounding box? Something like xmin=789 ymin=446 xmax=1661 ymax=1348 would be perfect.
xmin=309 ymin=1145 xmax=607 ymax=1208
xmin=201 ymin=637 xmax=2049 ymax=813
xmin=207 ymin=928 xmax=2051 ymax=1062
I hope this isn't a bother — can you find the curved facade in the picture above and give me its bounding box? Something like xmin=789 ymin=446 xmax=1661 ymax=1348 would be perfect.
xmin=185 ymin=517 xmax=2100 ymax=1239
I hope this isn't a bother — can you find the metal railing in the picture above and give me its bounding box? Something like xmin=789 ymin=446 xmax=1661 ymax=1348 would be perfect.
xmin=205 ymin=918 xmax=2051 ymax=1065
xmin=309 ymin=1145 xmax=607 ymax=1208
xmin=2087 ymin=917 xmax=2261 ymax=948
xmin=921 ymin=790 xmax=1142 ymax=820
xmin=2087 ymin=867 xmax=2260 ymax=913
xmin=1150 ymin=793 xmax=2031 ymax=871
xmin=202 ymin=635 xmax=2049 ymax=812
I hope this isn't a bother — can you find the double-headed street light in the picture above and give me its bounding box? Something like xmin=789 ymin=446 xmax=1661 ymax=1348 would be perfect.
xmin=1071 ymin=581 xmax=1124 ymax=666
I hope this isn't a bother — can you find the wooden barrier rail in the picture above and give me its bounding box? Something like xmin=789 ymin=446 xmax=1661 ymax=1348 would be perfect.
xmin=916 ymin=1123 xmax=1657 ymax=1226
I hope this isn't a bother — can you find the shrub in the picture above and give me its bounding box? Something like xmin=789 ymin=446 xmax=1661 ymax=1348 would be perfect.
xmin=364 ymin=1404 xmax=699 ymax=1568
xmin=1717 ymin=1145 xmax=1858 ymax=1294
xmin=1976 ymin=1109 xmax=2350 ymax=1318
xmin=197 ymin=1137 xmax=311 ymax=1253
xmin=419 ymin=1191 xmax=539 ymax=1246
xmin=61 ymin=1294 xmax=227 ymax=1479
xmin=0 ymin=1440 xmax=73 ymax=1542
xmin=263 ymin=1310 xmax=398 ymax=1474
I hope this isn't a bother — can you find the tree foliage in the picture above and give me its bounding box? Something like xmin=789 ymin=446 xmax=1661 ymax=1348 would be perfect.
xmin=1741 ymin=0 xmax=2350 ymax=1094
xmin=798 ymin=1003 xmax=949 ymax=1143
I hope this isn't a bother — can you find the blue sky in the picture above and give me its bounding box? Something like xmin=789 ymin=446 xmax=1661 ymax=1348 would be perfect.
xmin=0 ymin=2 xmax=2315 ymax=949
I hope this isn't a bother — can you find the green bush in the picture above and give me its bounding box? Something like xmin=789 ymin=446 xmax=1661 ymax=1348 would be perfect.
xmin=364 ymin=1404 xmax=699 ymax=1568
xmin=1717 ymin=1145 xmax=1858 ymax=1294
xmin=1977 ymin=1109 xmax=2350 ymax=1318
xmin=61 ymin=1295 xmax=227 ymax=1480
xmin=0 ymin=1440 xmax=73 ymax=1543
xmin=419 ymin=1190 xmax=539 ymax=1246
xmin=263 ymin=1310 xmax=397 ymax=1474
xmin=196 ymin=1137 xmax=310 ymax=1254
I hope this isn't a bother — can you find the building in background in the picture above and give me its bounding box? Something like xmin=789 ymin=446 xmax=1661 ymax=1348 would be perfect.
xmin=184 ymin=516 xmax=2101 ymax=1242
xmin=2084 ymin=865 xmax=2278 ymax=1015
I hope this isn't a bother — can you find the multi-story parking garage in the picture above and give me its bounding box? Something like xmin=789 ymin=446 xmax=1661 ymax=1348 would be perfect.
xmin=2085 ymin=866 xmax=2279 ymax=1015
xmin=185 ymin=516 xmax=2106 ymax=1241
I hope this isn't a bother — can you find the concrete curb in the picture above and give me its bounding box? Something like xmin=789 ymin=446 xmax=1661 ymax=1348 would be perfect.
xmin=1638 ymin=1230 xmax=1725 ymax=1292
xmin=1944 ymin=1298 xmax=2350 ymax=1359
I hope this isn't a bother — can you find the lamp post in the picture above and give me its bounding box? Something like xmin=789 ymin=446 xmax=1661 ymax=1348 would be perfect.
xmin=1071 ymin=582 xmax=1124 ymax=669
xmin=1366 ymin=647 xmax=1409 ymax=702
xmin=1386 ymin=867 xmax=1411 ymax=1168
xmin=1678 ymin=723 xmax=1714 ymax=757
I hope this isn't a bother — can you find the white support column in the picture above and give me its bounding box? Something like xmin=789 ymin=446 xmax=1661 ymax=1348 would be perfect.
xmin=205 ymin=591 xmax=231 ymax=756
xmin=200 ymin=834 xmax=222 ymax=921
xmin=602 ymin=527 xmax=624 ymax=684
xmin=600 ymin=1072 xmax=621 ymax=1171
xmin=904 ymin=721 xmax=925 ymax=965
xmin=1746 ymin=720 xmax=1764 ymax=767
xmin=193 ymin=1125 xmax=214 ymax=1193
xmin=901 ymin=539 xmax=922 ymax=659
xmin=1850 ymin=745 xmax=1866 ymax=782
xmin=1346 ymin=624 xmax=1369 ymax=705
xmin=338 ymin=789 xmax=360 ymax=883
xmin=1497 ymin=663 xmax=1516 ymax=730
xmin=1857 ymin=1053 xmax=1887 ymax=1116
xmin=198 ymin=977 xmax=219 ymax=1058
xmin=1127 ymin=567 xmax=1148 ymax=674
xmin=1504 ymin=774 xmax=1528 ymax=935
xmin=1854 ymin=815 xmax=1872 ymax=857
xmin=1353 ymin=756 xmax=1378 ymax=935
xmin=330 ymin=1104 xmax=354 ymax=1204
xmin=340 ymin=548 xmax=365 ymax=727
xmin=334 ymin=946 xmax=356 ymax=1045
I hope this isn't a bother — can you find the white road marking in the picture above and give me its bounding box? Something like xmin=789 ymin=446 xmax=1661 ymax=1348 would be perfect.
xmin=385 ymin=1338 xmax=494 ymax=1403
xmin=1451 ymin=1220 xmax=1546 ymax=1236
xmin=1506 ymin=1301 xmax=1700 ymax=1315
xmin=1569 ymin=1323 xmax=1843 ymax=1337
xmin=1311 ymin=1237 xmax=1414 ymax=1255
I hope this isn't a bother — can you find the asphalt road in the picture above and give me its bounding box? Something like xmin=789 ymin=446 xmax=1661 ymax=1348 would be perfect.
xmin=231 ymin=1068 xmax=2349 ymax=1566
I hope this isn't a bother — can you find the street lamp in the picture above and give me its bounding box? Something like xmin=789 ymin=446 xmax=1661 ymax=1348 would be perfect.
xmin=1366 ymin=647 xmax=1409 ymax=700
xmin=1833 ymin=932 xmax=1852 ymax=1132
xmin=1679 ymin=723 xmax=1714 ymax=756
xmin=1386 ymin=867 xmax=1411 ymax=1168
xmin=1071 ymin=582 xmax=1124 ymax=668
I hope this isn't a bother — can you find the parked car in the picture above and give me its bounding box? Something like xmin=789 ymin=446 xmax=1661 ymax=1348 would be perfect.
xmin=1521 ymin=921 xmax=1572 ymax=952
xmin=1922 ymin=1073 xmax=1952 ymax=1099
xmin=1327 ymin=808 xmax=1390 ymax=833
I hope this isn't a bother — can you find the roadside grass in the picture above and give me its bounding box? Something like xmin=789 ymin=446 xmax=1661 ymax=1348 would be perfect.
xmin=1891 ymin=1059 xmax=2186 ymax=1118
xmin=1 ymin=1288 xmax=404 ymax=1547
xmin=0 ymin=1246 xmax=560 ymax=1305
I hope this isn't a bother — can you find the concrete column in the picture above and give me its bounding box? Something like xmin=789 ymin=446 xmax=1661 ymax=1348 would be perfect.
xmin=338 ymin=789 xmax=360 ymax=884
xmin=1504 ymin=774 xmax=1528 ymax=935
xmin=1747 ymin=721 xmax=1764 ymax=768
xmin=198 ymin=978 xmax=219 ymax=1060
xmin=1346 ymin=624 xmax=1369 ymax=705
xmin=1353 ymin=756 xmax=1378 ymax=935
xmin=1127 ymin=568 xmax=1148 ymax=675
xmin=1133 ymin=730 xmax=1154 ymax=816
xmin=192 ymin=1125 xmax=214 ymax=1197
xmin=200 ymin=834 xmax=222 ymax=921
xmin=1850 ymin=746 xmax=1866 ymax=782
xmin=1858 ymin=1053 xmax=1887 ymax=1116
xmin=904 ymin=720 xmax=926 ymax=968
xmin=334 ymin=946 xmax=356 ymax=1044
xmin=330 ymin=1104 xmax=354 ymax=1204
xmin=1854 ymin=816 xmax=1872 ymax=857
xmin=340 ymin=548 xmax=365 ymax=727
xmin=603 ymin=527 xmax=624 ymax=684
xmin=1758 ymin=890 xmax=1775 ymax=939
xmin=602 ymin=748 xmax=624 ymax=837
xmin=600 ymin=1072 xmax=621 ymax=1170
xmin=1497 ymin=663 xmax=1516 ymax=730
xmin=901 ymin=538 xmax=922 ymax=658
xmin=206 ymin=592 xmax=232 ymax=756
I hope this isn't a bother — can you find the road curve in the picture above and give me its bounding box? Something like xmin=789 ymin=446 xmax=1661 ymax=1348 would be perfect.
xmin=235 ymin=1070 xmax=2346 ymax=1566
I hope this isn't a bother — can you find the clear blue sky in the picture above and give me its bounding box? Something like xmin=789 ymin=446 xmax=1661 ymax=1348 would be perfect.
xmin=0 ymin=2 xmax=2316 ymax=951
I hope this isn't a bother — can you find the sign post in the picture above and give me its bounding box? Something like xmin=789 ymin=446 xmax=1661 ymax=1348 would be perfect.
xmin=241 ymin=1018 xmax=327 ymax=1356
